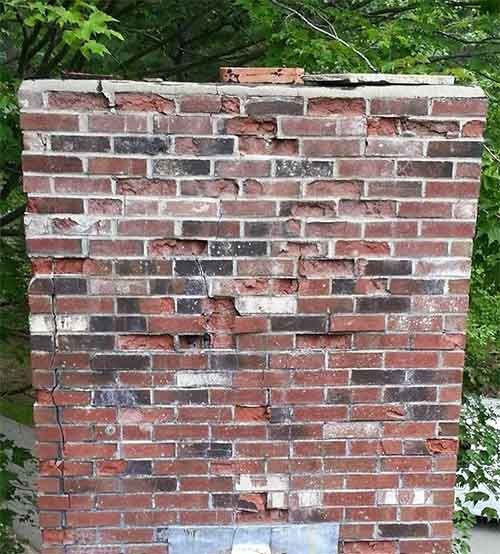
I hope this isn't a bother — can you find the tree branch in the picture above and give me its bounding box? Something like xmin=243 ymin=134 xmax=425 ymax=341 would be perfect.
xmin=430 ymin=50 xmax=500 ymax=62
xmin=146 ymin=39 xmax=265 ymax=78
xmin=269 ymin=0 xmax=377 ymax=71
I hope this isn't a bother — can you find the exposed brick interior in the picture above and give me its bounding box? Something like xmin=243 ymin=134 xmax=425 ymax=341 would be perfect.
xmin=20 ymin=77 xmax=486 ymax=554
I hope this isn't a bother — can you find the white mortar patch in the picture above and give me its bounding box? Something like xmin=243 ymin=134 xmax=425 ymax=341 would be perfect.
xmin=235 ymin=296 xmax=297 ymax=314
xmin=175 ymin=371 xmax=231 ymax=388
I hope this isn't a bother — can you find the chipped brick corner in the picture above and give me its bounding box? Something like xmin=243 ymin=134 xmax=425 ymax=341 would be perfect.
xmin=20 ymin=76 xmax=486 ymax=554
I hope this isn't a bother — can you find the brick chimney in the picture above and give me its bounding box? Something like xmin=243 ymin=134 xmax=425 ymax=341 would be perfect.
xmin=20 ymin=69 xmax=486 ymax=554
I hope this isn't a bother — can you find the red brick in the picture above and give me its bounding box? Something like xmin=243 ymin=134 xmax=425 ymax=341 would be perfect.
xmin=371 ymin=98 xmax=428 ymax=116
xmin=431 ymin=98 xmax=487 ymax=116
xmin=462 ymin=120 xmax=485 ymax=137
xmin=215 ymin=160 xmax=271 ymax=178
xmin=337 ymin=159 xmax=394 ymax=178
xmin=343 ymin=541 xmax=397 ymax=553
xmin=239 ymin=137 xmax=298 ymax=155
xmin=21 ymin=113 xmax=79 ymax=131
xmin=225 ymin=117 xmax=276 ymax=136
xmin=308 ymin=97 xmax=366 ymax=115
xmin=23 ymin=155 xmax=82 ymax=173
xmin=336 ymin=240 xmax=390 ymax=256
xmin=426 ymin=180 xmax=480 ymax=198
xmin=116 ymin=93 xmax=175 ymax=112
xmin=88 ymin=157 xmax=146 ymax=175
xmin=89 ymin=113 xmax=148 ymax=133
xmin=47 ymin=92 xmax=108 ymax=110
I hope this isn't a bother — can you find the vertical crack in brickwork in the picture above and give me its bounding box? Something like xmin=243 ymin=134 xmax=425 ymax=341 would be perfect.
xmin=48 ymin=262 xmax=70 ymax=549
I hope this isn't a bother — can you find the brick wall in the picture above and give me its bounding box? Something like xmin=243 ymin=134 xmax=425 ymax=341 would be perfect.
xmin=20 ymin=77 xmax=486 ymax=554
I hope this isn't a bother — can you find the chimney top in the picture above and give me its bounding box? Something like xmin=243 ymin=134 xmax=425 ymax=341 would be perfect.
xmin=220 ymin=67 xmax=454 ymax=87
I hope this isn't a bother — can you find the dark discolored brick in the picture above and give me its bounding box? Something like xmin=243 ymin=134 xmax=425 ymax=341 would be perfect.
xmin=115 ymin=260 xmax=171 ymax=276
xmin=176 ymin=137 xmax=234 ymax=156
xmin=212 ymin=493 xmax=237 ymax=508
xmin=270 ymin=316 xmax=328 ymax=333
xmin=51 ymin=135 xmax=110 ymax=152
xmin=411 ymin=405 xmax=454 ymax=420
xmin=178 ymin=442 xmax=232 ymax=458
xmin=384 ymin=387 xmax=436 ymax=403
xmin=428 ymin=141 xmax=483 ymax=158
xmin=90 ymin=354 xmax=150 ymax=371
xmin=275 ymin=160 xmax=334 ymax=178
xmin=115 ymin=136 xmax=169 ymax=155
xmin=364 ymin=260 xmax=412 ymax=276
xmin=332 ymin=279 xmax=356 ymax=295
xmin=152 ymin=159 xmax=210 ymax=177
xmin=210 ymin=353 xmax=239 ymax=370
xmin=175 ymin=389 xmax=209 ymax=404
xmin=209 ymin=241 xmax=267 ymax=257
xmin=150 ymin=278 xmax=205 ymax=295
xmin=126 ymin=460 xmax=152 ymax=475
xmin=174 ymin=260 xmax=233 ymax=277
xmin=244 ymin=220 xmax=301 ymax=238
xmin=152 ymin=478 xmax=177 ymax=492
xmin=54 ymin=278 xmax=87 ymax=295
xmin=29 ymin=278 xmax=53 ymax=294
xmin=89 ymin=316 xmax=146 ymax=333
xmin=177 ymin=298 xmax=202 ymax=314
xmin=246 ymin=98 xmax=304 ymax=116
xmin=351 ymin=370 xmax=406 ymax=386
xmin=357 ymin=297 xmax=410 ymax=313
xmin=378 ymin=524 xmax=429 ymax=538
xmin=31 ymin=335 xmax=54 ymax=352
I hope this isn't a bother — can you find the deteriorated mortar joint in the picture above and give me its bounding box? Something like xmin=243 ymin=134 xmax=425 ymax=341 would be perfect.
xmin=21 ymin=74 xmax=485 ymax=553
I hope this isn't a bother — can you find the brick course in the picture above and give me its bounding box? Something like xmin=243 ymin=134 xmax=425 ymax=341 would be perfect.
xmin=20 ymin=77 xmax=486 ymax=554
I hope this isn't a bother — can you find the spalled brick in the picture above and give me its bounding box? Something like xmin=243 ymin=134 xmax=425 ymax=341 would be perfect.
xmin=115 ymin=92 xmax=175 ymax=112
xmin=308 ymin=97 xmax=366 ymax=115
xmin=20 ymin=77 xmax=485 ymax=554
xmin=225 ymin=117 xmax=276 ymax=136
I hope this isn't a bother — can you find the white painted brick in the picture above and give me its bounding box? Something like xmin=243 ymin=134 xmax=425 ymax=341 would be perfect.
xmin=298 ymin=490 xmax=323 ymax=508
xmin=323 ymin=422 xmax=380 ymax=438
xmin=267 ymin=492 xmax=288 ymax=509
xmin=377 ymin=489 xmax=433 ymax=505
xmin=56 ymin=315 xmax=88 ymax=332
xmin=24 ymin=215 xmax=49 ymax=236
xmin=29 ymin=315 xmax=54 ymax=334
xmin=235 ymin=474 xmax=289 ymax=492
xmin=24 ymin=132 xmax=47 ymax=151
xmin=175 ymin=371 xmax=231 ymax=388
xmin=49 ymin=216 xmax=110 ymax=236
xmin=235 ymin=296 xmax=297 ymax=315
xmin=454 ymin=200 xmax=477 ymax=219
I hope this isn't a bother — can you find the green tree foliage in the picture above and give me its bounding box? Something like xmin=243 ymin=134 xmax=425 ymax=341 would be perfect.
xmin=1 ymin=2 xmax=500 ymax=549
xmin=0 ymin=0 xmax=123 ymax=350
xmin=455 ymin=396 xmax=500 ymax=553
